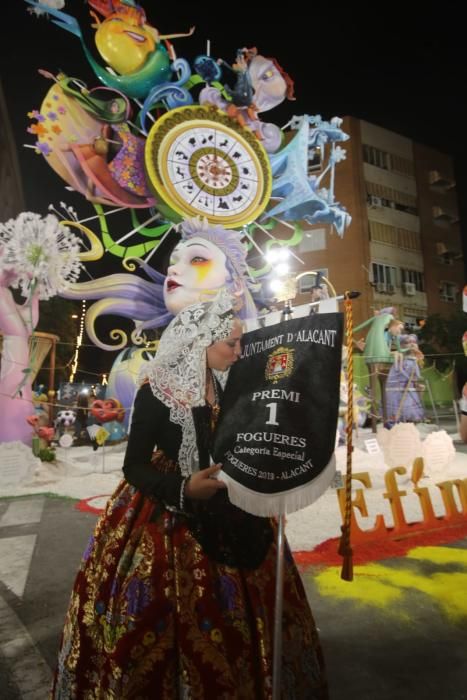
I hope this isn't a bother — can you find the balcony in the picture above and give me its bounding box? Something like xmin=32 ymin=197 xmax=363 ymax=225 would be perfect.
xmin=429 ymin=170 xmax=456 ymax=191
xmin=436 ymin=242 xmax=463 ymax=262
xmin=432 ymin=205 xmax=459 ymax=225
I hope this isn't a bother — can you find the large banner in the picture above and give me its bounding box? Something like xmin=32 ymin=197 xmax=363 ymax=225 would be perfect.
xmin=214 ymin=312 xmax=343 ymax=516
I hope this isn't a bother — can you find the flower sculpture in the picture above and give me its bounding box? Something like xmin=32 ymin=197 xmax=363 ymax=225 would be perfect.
xmin=0 ymin=212 xmax=82 ymax=444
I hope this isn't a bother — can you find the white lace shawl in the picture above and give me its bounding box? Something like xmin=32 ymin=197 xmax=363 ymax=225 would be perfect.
xmin=142 ymin=290 xmax=234 ymax=476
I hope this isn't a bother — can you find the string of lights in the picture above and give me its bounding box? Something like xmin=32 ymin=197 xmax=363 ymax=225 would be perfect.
xmin=69 ymin=300 xmax=86 ymax=383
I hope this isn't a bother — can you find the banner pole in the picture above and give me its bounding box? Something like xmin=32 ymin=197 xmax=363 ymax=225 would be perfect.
xmin=272 ymin=512 xmax=286 ymax=699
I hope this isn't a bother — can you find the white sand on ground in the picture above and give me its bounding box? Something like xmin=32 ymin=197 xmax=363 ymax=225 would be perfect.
xmin=2 ymin=425 xmax=467 ymax=552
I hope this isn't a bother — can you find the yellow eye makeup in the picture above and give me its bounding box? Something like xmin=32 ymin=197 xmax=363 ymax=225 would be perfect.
xmin=194 ymin=259 xmax=213 ymax=282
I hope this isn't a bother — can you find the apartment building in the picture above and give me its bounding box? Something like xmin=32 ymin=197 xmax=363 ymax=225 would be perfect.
xmin=292 ymin=117 xmax=464 ymax=328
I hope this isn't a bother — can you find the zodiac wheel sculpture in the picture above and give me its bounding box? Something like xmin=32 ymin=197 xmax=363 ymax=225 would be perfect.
xmin=144 ymin=106 xmax=272 ymax=228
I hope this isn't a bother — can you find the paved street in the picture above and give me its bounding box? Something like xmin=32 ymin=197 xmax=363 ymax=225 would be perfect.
xmin=0 ymin=497 xmax=95 ymax=698
xmin=0 ymin=488 xmax=466 ymax=699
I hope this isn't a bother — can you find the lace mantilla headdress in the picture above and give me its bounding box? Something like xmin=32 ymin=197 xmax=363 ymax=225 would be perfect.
xmin=142 ymin=289 xmax=235 ymax=475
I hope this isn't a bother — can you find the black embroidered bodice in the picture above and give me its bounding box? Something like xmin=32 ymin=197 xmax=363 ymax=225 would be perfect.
xmin=123 ymin=382 xmax=273 ymax=568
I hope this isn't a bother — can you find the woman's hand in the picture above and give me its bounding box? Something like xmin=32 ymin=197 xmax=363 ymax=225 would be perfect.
xmin=184 ymin=464 xmax=227 ymax=500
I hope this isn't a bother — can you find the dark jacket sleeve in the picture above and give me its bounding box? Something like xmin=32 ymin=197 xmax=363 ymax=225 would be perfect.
xmin=122 ymin=383 xmax=184 ymax=508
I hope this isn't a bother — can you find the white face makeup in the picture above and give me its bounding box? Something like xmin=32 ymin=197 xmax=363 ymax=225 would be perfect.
xmin=163 ymin=237 xmax=229 ymax=315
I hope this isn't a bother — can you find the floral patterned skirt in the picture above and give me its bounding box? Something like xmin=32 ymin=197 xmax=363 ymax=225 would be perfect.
xmin=51 ymin=480 xmax=328 ymax=699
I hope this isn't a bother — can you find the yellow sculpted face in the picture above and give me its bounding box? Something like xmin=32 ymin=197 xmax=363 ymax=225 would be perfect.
xmin=95 ymin=13 xmax=156 ymax=75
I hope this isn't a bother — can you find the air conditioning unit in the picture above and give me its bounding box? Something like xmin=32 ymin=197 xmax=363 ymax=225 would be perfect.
xmin=403 ymin=282 xmax=416 ymax=296
xmin=386 ymin=284 xmax=395 ymax=294
xmin=369 ymin=195 xmax=383 ymax=208
xmin=375 ymin=282 xmax=387 ymax=293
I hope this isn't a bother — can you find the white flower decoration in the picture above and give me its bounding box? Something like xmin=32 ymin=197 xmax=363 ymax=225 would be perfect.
xmin=0 ymin=212 xmax=82 ymax=300
xmin=331 ymin=146 xmax=347 ymax=163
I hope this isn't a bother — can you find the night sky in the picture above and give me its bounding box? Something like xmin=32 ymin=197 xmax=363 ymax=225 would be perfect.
xmin=0 ymin=1 xmax=465 ymax=374
xmin=2 ymin=2 xmax=465 ymax=212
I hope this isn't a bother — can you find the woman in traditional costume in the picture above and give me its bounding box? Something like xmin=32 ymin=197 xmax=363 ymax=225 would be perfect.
xmin=51 ymin=290 xmax=328 ymax=699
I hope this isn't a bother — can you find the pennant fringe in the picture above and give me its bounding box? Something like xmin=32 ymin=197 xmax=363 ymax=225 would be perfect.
xmin=218 ymin=455 xmax=336 ymax=517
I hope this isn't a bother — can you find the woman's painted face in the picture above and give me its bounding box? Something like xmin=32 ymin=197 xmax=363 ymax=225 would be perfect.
xmin=249 ymin=55 xmax=287 ymax=113
xmin=163 ymin=237 xmax=229 ymax=315
xmin=207 ymin=320 xmax=243 ymax=371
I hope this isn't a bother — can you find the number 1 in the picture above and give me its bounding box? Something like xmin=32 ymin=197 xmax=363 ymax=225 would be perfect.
xmin=265 ymin=402 xmax=279 ymax=426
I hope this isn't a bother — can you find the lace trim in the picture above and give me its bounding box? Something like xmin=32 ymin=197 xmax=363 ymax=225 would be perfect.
xmin=143 ymin=290 xmax=234 ymax=476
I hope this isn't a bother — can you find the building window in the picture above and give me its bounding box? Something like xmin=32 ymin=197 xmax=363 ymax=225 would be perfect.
xmin=392 ymin=201 xmax=418 ymax=216
xmin=391 ymin=154 xmax=415 ymax=177
xmin=363 ymin=147 xmax=414 ymax=177
xmin=367 ymin=194 xmax=418 ymax=216
xmin=363 ymin=144 xmax=391 ymax=170
xmin=368 ymin=221 xmax=421 ymax=251
xmin=400 ymin=268 xmax=425 ymax=292
xmin=402 ymin=305 xmax=427 ymax=330
xmin=397 ymin=228 xmax=420 ymax=250
xmin=366 ymin=182 xmax=417 ymax=209
xmin=298 ymin=228 xmax=326 ymax=253
xmin=439 ymin=281 xmax=458 ymax=303
xmin=403 ymin=317 xmax=419 ymax=331
xmin=372 ymin=262 xmax=398 ymax=292
xmin=369 ymin=220 xmax=398 ymax=246
xmin=298 ymin=268 xmax=329 ymax=293
xmin=307 ymin=147 xmax=322 ymax=175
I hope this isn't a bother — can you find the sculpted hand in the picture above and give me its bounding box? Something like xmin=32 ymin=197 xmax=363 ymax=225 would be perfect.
xmin=0 ymin=285 xmax=39 ymax=337
xmin=184 ymin=464 xmax=227 ymax=500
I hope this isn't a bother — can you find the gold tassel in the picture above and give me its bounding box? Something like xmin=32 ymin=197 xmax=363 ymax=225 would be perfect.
xmin=338 ymin=524 xmax=354 ymax=581
xmin=339 ymin=292 xmax=355 ymax=582
xmin=341 ymin=552 xmax=354 ymax=582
